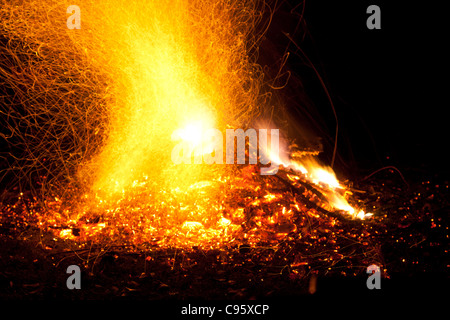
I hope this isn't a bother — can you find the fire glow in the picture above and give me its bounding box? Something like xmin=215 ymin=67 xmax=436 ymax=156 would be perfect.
xmin=1 ymin=0 xmax=372 ymax=250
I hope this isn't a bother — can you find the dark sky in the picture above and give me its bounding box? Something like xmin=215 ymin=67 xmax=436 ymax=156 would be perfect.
xmin=262 ymin=1 xmax=447 ymax=176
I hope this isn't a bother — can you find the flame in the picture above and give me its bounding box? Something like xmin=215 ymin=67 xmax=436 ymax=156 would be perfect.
xmin=1 ymin=0 xmax=375 ymax=251
xmin=0 ymin=0 xmax=262 ymax=195
xmin=173 ymin=117 xmax=216 ymax=154
xmin=265 ymin=145 xmax=372 ymax=219
xmin=177 ymin=123 xmax=207 ymax=147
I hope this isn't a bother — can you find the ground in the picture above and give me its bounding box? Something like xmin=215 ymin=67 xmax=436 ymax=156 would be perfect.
xmin=0 ymin=167 xmax=448 ymax=307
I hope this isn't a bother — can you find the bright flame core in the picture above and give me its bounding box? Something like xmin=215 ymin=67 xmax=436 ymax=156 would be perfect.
xmin=175 ymin=117 xmax=215 ymax=149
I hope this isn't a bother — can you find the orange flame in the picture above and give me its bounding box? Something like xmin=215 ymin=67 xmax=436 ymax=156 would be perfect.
xmin=265 ymin=144 xmax=372 ymax=219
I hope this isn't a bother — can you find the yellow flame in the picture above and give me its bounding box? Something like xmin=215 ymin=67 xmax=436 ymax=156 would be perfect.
xmin=45 ymin=0 xmax=264 ymax=195
xmin=309 ymin=167 xmax=341 ymax=189
xmin=174 ymin=117 xmax=216 ymax=151
xmin=266 ymin=148 xmax=371 ymax=219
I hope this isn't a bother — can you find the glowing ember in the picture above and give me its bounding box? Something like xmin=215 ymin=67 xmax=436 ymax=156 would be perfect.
xmin=0 ymin=0 xmax=372 ymax=251
xmin=24 ymin=157 xmax=371 ymax=250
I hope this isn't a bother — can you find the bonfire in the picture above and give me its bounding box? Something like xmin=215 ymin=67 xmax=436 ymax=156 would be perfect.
xmin=0 ymin=0 xmax=447 ymax=301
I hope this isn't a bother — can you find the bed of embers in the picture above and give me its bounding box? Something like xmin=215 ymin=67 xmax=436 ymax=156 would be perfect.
xmin=0 ymin=164 xmax=448 ymax=300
